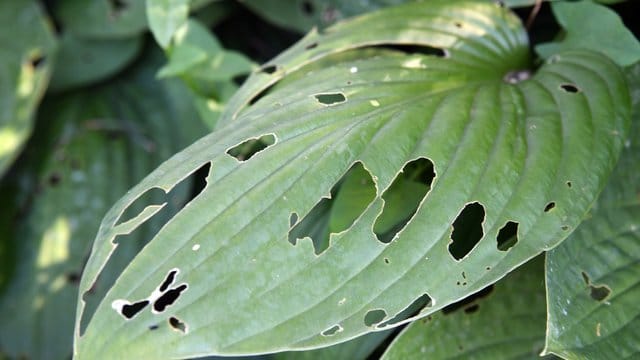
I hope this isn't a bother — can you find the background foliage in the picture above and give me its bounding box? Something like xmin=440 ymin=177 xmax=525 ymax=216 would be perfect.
xmin=0 ymin=0 xmax=638 ymax=359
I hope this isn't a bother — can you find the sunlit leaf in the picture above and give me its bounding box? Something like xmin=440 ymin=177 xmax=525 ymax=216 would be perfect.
xmin=75 ymin=1 xmax=630 ymax=358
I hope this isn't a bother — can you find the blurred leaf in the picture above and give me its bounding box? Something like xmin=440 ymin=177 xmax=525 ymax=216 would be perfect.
xmin=0 ymin=0 xmax=56 ymax=177
xmin=542 ymin=63 xmax=640 ymax=359
xmin=147 ymin=0 xmax=190 ymax=49
xmin=0 ymin=48 xmax=208 ymax=360
xmin=49 ymin=33 xmax=143 ymax=92
xmin=55 ymin=0 xmax=147 ymax=39
xmin=536 ymin=0 xmax=640 ymax=67
xmin=382 ymin=256 xmax=547 ymax=360
xmin=276 ymin=330 xmax=392 ymax=360
xmin=74 ymin=1 xmax=631 ymax=358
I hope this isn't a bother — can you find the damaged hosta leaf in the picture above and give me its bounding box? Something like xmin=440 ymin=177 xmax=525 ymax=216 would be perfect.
xmin=382 ymin=256 xmax=547 ymax=360
xmin=0 ymin=0 xmax=56 ymax=177
xmin=542 ymin=64 xmax=640 ymax=359
xmin=75 ymin=1 xmax=631 ymax=358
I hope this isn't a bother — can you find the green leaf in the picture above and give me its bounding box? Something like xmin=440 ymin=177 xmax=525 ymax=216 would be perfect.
xmin=0 ymin=49 xmax=207 ymax=359
xmin=147 ymin=0 xmax=190 ymax=49
xmin=49 ymin=33 xmax=143 ymax=92
xmin=542 ymin=63 xmax=640 ymax=359
xmin=535 ymin=0 xmax=640 ymax=67
xmin=0 ymin=0 xmax=56 ymax=178
xmin=55 ymin=0 xmax=147 ymax=39
xmin=75 ymin=1 xmax=631 ymax=358
xmin=382 ymin=256 xmax=547 ymax=359
xmin=275 ymin=329 xmax=391 ymax=360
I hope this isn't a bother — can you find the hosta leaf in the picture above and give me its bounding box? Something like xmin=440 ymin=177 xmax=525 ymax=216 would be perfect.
xmin=275 ymin=329 xmax=391 ymax=360
xmin=542 ymin=63 xmax=640 ymax=359
xmin=535 ymin=0 xmax=640 ymax=67
xmin=75 ymin=1 xmax=630 ymax=358
xmin=0 ymin=49 xmax=206 ymax=359
xmin=55 ymin=0 xmax=147 ymax=39
xmin=49 ymin=33 xmax=143 ymax=92
xmin=0 ymin=0 xmax=56 ymax=177
xmin=382 ymin=256 xmax=547 ymax=360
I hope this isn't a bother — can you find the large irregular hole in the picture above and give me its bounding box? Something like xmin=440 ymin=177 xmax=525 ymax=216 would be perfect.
xmin=121 ymin=300 xmax=149 ymax=319
xmin=374 ymin=158 xmax=435 ymax=243
xmin=443 ymin=284 xmax=494 ymax=314
xmin=496 ymin=221 xmax=519 ymax=251
xmin=289 ymin=162 xmax=375 ymax=254
xmin=159 ymin=269 xmax=178 ymax=293
xmin=581 ymin=271 xmax=612 ymax=302
xmin=169 ymin=316 xmax=187 ymax=333
xmin=448 ymin=202 xmax=486 ymax=261
xmin=314 ymin=92 xmax=346 ymax=106
xmin=153 ymin=284 xmax=188 ymax=313
xmin=364 ymin=309 xmax=387 ymax=327
xmin=378 ymin=293 xmax=433 ymax=327
xmin=260 ymin=64 xmax=278 ymax=74
xmin=226 ymin=134 xmax=276 ymax=162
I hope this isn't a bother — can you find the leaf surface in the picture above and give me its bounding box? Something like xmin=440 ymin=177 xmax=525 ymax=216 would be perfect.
xmin=543 ymin=63 xmax=640 ymax=359
xmin=74 ymin=1 xmax=631 ymax=358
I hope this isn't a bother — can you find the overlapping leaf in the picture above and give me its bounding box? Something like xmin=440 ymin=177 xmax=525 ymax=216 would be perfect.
xmin=542 ymin=63 xmax=640 ymax=359
xmin=74 ymin=1 xmax=630 ymax=358
xmin=382 ymin=256 xmax=547 ymax=359
xmin=0 ymin=0 xmax=56 ymax=177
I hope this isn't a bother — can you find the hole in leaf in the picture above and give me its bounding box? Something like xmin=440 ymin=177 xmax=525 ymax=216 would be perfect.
xmin=443 ymin=285 xmax=494 ymax=314
xmin=289 ymin=162 xmax=375 ymax=254
xmin=370 ymin=44 xmax=447 ymax=58
xmin=153 ymin=284 xmax=188 ymax=313
xmin=305 ymin=42 xmax=318 ymax=50
xmin=314 ymin=93 xmax=347 ymax=106
xmin=159 ymin=269 xmax=178 ymax=293
xmin=364 ymin=309 xmax=387 ymax=326
xmin=383 ymin=257 xmax=390 ymax=264
xmin=497 ymin=221 xmax=519 ymax=251
xmin=289 ymin=213 xmax=298 ymax=227
xmin=321 ymin=324 xmax=342 ymax=336
xmin=454 ymin=21 xmax=463 ymax=28
xmin=121 ymin=300 xmax=149 ymax=319
xmin=378 ymin=293 xmax=432 ymax=327
xmin=374 ymin=158 xmax=435 ymax=243
xmin=561 ymin=225 xmax=570 ymax=231
xmin=226 ymin=134 xmax=276 ymax=162
xmin=581 ymin=271 xmax=612 ymax=302
xmin=260 ymin=64 xmax=278 ymax=74
xmin=248 ymin=82 xmax=277 ymax=106
xmin=169 ymin=317 xmax=187 ymax=333
xmin=232 ymin=73 xmax=250 ymax=87
xmin=560 ymin=84 xmax=580 ymax=93
xmin=149 ymin=324 xmax=159 ymax=331
xmin=29 ymin=54 xmax=45 ymax=68
xmin=566 ymin=181 xmax=573 ymax=188
xmin=448 ymin=202 xmax=486 ymax=260
xmin=544 ymin=202 xmax=556 ymax=212
xmin=301 ymin=0 xmax=315 ymax=15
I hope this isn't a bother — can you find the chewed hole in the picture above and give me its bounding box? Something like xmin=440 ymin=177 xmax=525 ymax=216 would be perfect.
xmin=364 ymin=309 xmax=387 ymax=326
xmin=226 ymin=134 xmax=276 ymax=162
xmin=248 ymin=82 xmax=277 ymax=106
xmin=121 ymin=300 xmax=149 ymax=319
xmin=448 ymin=202 xmax=486 ymax=261
xmin=374 ymin=158 xmax=435 ymax=243
xmin=314 ymin=93 xmax=347 ymax=105
xmin=378 ymin=293 xmax=432 ymax=327
xmin=581 ymin=271 xmax=612 ymax=302
xmin=260 ymin=64 xmax=278 ymax=74
xmin=561 ymin=225 xmax=570 ymax=231
xmin=369 ymin=44 xmax=448 ymax=58
xmin=159 ymin=269 xmax=178 ymax=293
xmin=443 ymin=285 xmax=494 ymax=314
xmin=321 ymin=324 xmax=342 ymax=336
xmin=29 ymin=54 xmax=46 ymax=68
xmin=454 ymin=22 xmax=463 ymax=28
xmin=497 ymin=221 xmax=519 ymax=251
xmin=169 ymin=317 xmax=187 ymax=333
xmin=305 ymin=42 xmax=318 ymax=50
xmin=566 ymin=181 xmax=573 ymax=188
xmin=288 ymin=162 xmax=375 ymax=254
xmin=544 ymin=202 xmax=556 ymax=212
xmin=560 ymin=84 xmax=580 ymax=93
xmin=153 ymin=284 xmax=188 ymax=313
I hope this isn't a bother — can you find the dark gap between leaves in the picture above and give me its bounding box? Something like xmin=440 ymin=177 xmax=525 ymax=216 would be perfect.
xmin=443 ymin=284 xmax=494 ymax=314
xmin=378 ymin=293 xmax=432 ymax=327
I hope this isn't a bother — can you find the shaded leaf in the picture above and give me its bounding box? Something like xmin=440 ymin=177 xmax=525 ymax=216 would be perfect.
xmin=55 ymin=0 xmax=147 ymax=39
xmin=382 ymin=256 xmax=547 ymax=360
xmin=0 ymin=0 xmax=56 ymax=177
xmin=536 ymin=0 xmax=640 ymax=67
xmin=542 ymin=63 xmax=640 ymax=359
xmin=75 ymin=1 xmax=630 ymax=358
